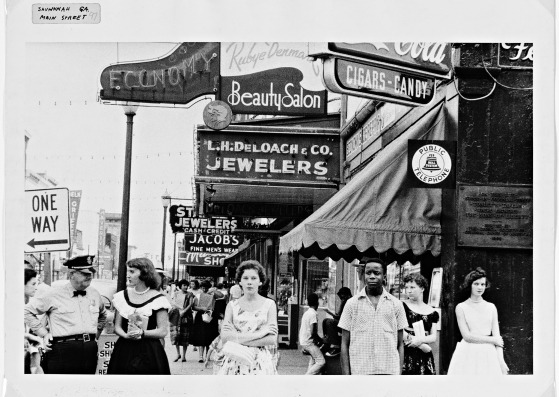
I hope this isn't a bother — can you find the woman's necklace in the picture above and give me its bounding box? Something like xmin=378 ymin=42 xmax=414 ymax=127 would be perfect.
xmin=134 ymin=286 xmax=151 ymax=295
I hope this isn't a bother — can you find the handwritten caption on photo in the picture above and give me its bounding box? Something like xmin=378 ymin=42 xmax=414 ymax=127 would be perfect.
xmin=32 ymin=4 xmax=100 ymax=24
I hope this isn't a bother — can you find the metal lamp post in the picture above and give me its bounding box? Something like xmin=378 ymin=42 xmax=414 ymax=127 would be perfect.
xmin=117 ymin=103 xmax=139 ymax=292
xmin=161 ymin=191 xmax=171 ymax=271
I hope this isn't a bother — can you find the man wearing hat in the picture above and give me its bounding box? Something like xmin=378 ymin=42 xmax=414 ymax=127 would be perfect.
xmin=24 ymin=255 xmax=107 ymax=374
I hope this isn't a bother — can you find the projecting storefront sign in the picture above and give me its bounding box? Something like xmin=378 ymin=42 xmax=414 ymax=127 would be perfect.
xmin=498 ymin=43 xmax=533 ymax=69
xmin=204 ymin=201 xmax=314 ymax=218
xmin=197 ymin=127 xmax=340 ymax=183
xmin=26 ymin=188 xmax=71 ymax=253
xmin=323 ymin=58 xmax=436 ymax=106
xmin=309 ymin=42 xmax=452 ymax=79
xmin=184 ymin=234 xmax=241 ymax=254
xmin=99 ymin=42 xmax=220 ymax=104
xmin=169 ymin=205 xmax=237 ymax=235
xmin=220 ymin=42 xmax=327 ymax=116
xmin=178 ymin=251 xmax=227 ymax=267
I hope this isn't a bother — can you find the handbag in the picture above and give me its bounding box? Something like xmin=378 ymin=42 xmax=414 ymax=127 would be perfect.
xmin=221 ymin=340 xmax=256 ymax=366
xmin=202 ymin=311 xmax=213 ymax=323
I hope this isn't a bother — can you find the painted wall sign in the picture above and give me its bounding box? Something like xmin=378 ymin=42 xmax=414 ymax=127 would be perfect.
xmin=178 ymin=251 xmax=227 ymax=267
xmin=324 ymin=58 xmax=436 ymax=107
xmin=184 ymin=234 xmax=241 ymax=254
xmin=498 ymin=43 xmax=533 ymax=69
xmin=457 ymin=184 xmax=532 ymax=249
xmin=203 ymin=100 xmax=232 ymax=130
xmin=169 ymin=205 xmax=236 ymax=234
xmin=309 ymin=42 xmax=452 ymax=79
xmin=100 ymin=42 xmax=220 ymax=104
xmin=204 ymin=201 xmax=314 ymax=218
xmin=25 ymin=188 xmax=71 ymax=253
xmin=220 ymin=42 xmax=327 ymax=115
xmin=407 ymin=140 xmax=456 ymax=188
xmin=197 ymin=128 xmax=340 ymax=183
xmin=346 ymin=103 xmax=398 ymax=161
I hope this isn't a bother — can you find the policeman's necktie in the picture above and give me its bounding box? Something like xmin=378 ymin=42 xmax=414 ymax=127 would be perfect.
xmin=73 ymin=290 xmax=87 ymax=297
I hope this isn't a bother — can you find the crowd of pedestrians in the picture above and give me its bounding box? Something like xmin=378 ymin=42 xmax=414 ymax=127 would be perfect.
xmin=23 ymin=254 xmax=508 ymax=376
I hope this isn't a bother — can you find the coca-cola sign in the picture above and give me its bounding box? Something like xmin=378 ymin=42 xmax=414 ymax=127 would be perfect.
xmin=309 ymin=42 xmax=452 ymax=79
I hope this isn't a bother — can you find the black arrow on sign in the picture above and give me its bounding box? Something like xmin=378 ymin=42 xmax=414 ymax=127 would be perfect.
xmin=27 ymin=238 xmax=69 ymax=248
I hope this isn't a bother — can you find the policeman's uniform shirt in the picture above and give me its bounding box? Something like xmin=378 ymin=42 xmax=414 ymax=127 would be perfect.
xmin=24 ymin=282 xmax=107 ymax=337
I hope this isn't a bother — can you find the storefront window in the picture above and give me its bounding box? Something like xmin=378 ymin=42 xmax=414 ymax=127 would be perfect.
xmin=302 ymin=259 xmax=329 ymax=307
xmin=386 ymin=261 xmax=421 ymax=300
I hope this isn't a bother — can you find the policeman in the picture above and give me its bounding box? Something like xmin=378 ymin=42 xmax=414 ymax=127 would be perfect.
xmin=24 ymin=255 xmax=107 ymax=374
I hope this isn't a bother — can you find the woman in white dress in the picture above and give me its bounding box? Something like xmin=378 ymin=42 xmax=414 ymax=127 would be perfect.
xmin=216 ymin=260 xmax=279 ymax=375
xmin=448 ymin=267 xmax=509 ymax=375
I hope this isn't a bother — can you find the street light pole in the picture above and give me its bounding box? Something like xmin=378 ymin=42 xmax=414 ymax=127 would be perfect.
xmin=117 ymin=103 xmax=138 ymax=292
xmin=172 ymin=233 xmax=177 ymax=280
xmin=161 ymin=191 xmax=171 ymax=271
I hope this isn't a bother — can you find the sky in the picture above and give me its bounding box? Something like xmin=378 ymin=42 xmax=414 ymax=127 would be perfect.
xmin=24 ymin=42 xmax=208 ymax=259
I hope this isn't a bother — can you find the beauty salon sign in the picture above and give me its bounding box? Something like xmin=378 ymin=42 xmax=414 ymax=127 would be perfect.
xmin=220 ymin=42 xmax=327 ymax=116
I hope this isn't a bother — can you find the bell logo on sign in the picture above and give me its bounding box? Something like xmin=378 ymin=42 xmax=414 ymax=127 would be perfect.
xmin=407 ymin=140 xmax=456 ymax=189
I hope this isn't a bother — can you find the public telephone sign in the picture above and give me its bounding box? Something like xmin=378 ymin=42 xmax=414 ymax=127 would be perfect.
xmin=26 ymin=188 xmax=71 ymax=253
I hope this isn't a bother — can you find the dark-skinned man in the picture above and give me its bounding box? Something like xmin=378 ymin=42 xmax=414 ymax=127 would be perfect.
xmin=338 ymin=258 xmax=406 ymax=375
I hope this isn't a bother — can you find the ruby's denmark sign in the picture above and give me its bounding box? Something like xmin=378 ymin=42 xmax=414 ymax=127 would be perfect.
xmin=220 ymin=42 xmax=327 ymax=116
xmin=197 ymin=126 xmax=340 ymax=184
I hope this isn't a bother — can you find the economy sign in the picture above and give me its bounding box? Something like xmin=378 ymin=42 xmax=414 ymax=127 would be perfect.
xmin=100 ymin=42 xmax=220 ymax=104
xmin=197 ymin=126 xmax=340 ymax=184
xmin=324 ymin=58 xmax=436 ymax=106
xmin=220 ymin=42 xmax=327 ymax=116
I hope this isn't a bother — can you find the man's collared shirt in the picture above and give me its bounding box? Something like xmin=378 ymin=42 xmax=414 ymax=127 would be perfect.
xmin=338 ymin=288 xmax=407 ymax=375
xmin=24 ymin=282 xmax=107 ymax=337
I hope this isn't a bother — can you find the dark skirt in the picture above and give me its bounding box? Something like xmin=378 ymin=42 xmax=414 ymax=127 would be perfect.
xmin=189 ymin=311 xmax=219 ymax=347
xmin=402 ymin=346 xmax=436 ymax=375
xmin=107 ymin=337 xmax=171 ymax=375
xmin=176 ymin=313 xmax=192 ymax=347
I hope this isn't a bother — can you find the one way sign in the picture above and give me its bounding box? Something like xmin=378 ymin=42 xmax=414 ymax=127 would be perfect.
xmin=25 ymin=188 xmax=71 ymax=253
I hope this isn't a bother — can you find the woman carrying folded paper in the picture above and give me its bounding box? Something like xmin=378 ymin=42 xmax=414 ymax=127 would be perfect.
xmin=216 ymin=260 xmax=279 ymax=375
xmin=401 ymin=273 xmax=439 ymax=375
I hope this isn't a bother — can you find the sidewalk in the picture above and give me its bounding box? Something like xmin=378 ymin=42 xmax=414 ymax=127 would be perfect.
xmin=164 ymin=337 xmax=309 ymax=375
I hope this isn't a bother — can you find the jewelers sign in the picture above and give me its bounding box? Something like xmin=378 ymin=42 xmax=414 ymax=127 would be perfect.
xmin=197 ymin=126 xmax=340 ymax=183
xmin=220 ymin=42 xmax=327 ymax=116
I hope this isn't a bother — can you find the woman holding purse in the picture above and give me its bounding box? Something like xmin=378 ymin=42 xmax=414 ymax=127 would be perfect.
xmin=189 ymin=280 xmax=218 ymax=363
xmin=216 ymin=260 xmax=279 ymax=375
